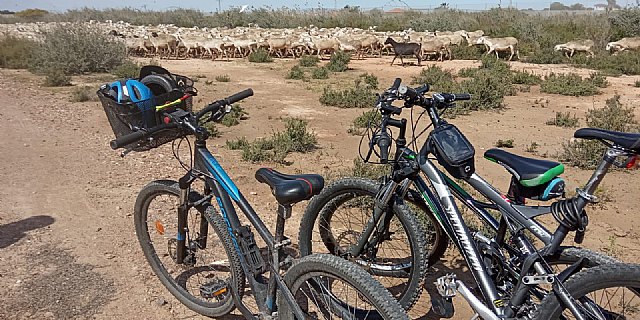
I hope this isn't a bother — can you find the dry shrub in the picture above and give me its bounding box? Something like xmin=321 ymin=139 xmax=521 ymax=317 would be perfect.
xmin=559 ymin=95 xmax=639 ymax=169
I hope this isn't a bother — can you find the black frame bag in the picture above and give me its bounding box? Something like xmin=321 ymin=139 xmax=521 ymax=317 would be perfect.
xmin=428 ymin=122 xmax=476 ymax=179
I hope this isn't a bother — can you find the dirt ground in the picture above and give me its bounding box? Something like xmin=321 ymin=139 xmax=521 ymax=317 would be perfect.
xmin=1 ymin=57 xmax=639 ymax=319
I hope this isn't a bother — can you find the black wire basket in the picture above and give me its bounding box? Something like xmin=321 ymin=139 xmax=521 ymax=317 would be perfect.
xmin=98 ymin=89 xmax=191 ymax=151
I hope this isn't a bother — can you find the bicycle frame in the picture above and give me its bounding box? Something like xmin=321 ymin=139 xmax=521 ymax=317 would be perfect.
xmin=176 ymin=138 xmax=306 ymax=319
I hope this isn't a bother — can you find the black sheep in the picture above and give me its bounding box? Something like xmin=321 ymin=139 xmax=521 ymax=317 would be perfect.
xmin=384 ymin=37 xmax=422 ymax=66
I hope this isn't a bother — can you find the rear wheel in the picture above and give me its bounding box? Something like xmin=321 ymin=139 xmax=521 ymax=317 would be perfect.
xmin=278 ymin=254 xmax=410 ymax=320
xmin=134 ymin=180 xmax=244 ymax=317
xmin=299 ymin=177 xmax=429 ymax=310
xmin=535 ymin=263 xmax=640 ymax=319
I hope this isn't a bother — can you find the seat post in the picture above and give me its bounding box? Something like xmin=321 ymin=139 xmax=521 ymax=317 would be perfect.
xmin=275 ymin=204 xmax=292 ymax=246
xmin=277 ymin=204 xmax=292 ymax=219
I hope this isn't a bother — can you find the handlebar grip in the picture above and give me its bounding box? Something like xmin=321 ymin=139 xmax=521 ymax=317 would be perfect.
xmin=391 ymin=78 xmax=402 ymax=91
xmin=110 ymin=131 xmax=146 ymax=150
xmin=377 ymin=133 xmax=391 ymax=164
xmin=453 ymin=93 xmax=471 ymax=101
xmin=224 ymin=88 xmax=254 ymax=105
xmin=399 ymin=85 xmax=418 ymax=99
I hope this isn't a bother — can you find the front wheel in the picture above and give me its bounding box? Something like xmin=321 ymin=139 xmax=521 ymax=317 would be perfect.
xmin=534 ymin=263 xmax=640 ymax=319
xmin=278 ymin=254 xmax=409 ymax=320
xmin=299 ymin=177 xmax=429 ymax=310
xmin=134 ymin=180 xmax=245 ymax=317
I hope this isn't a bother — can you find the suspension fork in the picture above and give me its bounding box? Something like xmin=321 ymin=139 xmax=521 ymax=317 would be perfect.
xmin=176 ymin=171 xmax=197 ymax=264
xmin=349 ymin=179 xmax=400 ymax=257
xmin=197 ymin=183 xmax=212 ymax=249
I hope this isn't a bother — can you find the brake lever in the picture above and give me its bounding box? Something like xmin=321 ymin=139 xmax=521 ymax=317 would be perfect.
xmin=208 ymin=104 xmax=232 ymax=122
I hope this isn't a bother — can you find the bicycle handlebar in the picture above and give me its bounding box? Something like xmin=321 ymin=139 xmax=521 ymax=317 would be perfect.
xmin=110 ymin=89 xmax=254 ymax=150
xmin=367 ymin=80 xmax=471 ymax=163
xmin=391 ymin=78 xmax=402 ymax=91
xmin=196 ymin=88 xmax=254 ymax=119
xmin=110 ymin=123 xmax=180 ymax=150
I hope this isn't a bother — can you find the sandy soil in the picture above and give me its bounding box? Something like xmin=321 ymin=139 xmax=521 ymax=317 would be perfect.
xmin=0 ymin=56 xmax=639 ymax=319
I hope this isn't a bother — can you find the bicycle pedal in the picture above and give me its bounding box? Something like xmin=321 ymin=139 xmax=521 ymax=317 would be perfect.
xmin=200 ymin=278 xmax=228 ymax=299
xmin=236 ymin=225 xmax=266 ymax=276
xmin=431 ymin=296 xmax=455 ymax=318
xmin=435 ymin=274 xmax=458 ymax=298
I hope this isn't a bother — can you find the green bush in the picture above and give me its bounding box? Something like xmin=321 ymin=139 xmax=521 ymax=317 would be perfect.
xmin=248 ymin=48 xmax=272 ymax=63
xmin=411 ymin=65 xmax=458 ymax=92
xmin=458 ymin=67 xmax=477 ymax=78
xmin=546 ymin=111 xmax=579 ymax=128
xmin=311 ymin=67 xmax=329 ymax=79
xmin=571 ymin=51 xmax=640 ymax=76
xmin=589 ymin=72 xmax=609 ymax=88
xmin=201 ymin=122 xmax=220 ymax=138
xmin=479 ymin=56 xmax=511 ymax=73
xmin=451 ymin=45 xmax=485 ymax=60
xmin=526 ymin=48 xmax=569 ymax=65
xmin=495 ymin=139 xmax=514 ymax=148
xmin=359 ymin=73 xmax=379 ymax=90
xmin=559 ymin=95 xmax=639 ymax=169
xmin=319 ymin=77 xmax=377 ymax=108
xmin=299 ymin=55 xmax=320 ymax=67
xmin=459 ymin=68 xmax=513 ymax=110
xmin=226 ymin=136 xmax=250 ymax=150
xmin=287 ymin=65 xmax=305 ymax=80
xmin=43 ymin=69 xmax=71 ymax=87
xmin=512 ymin=70 xmax=542 ymax=85
xmin=111 ymin=60 xmax=139 ymax=78
xmin=351 ymin=158 xmax=389 ymax=179
xmin=275 ymin=118 xmax=317 ymax=153
xmin=635 ymin=80 xmax=640 ymax=87
xmin=215 ymin=74 xmax=230 ymax=82
xmin=525 ymin=141 xmax=540 ymax=154
xmin=413 ymin=63 xmax=511 ymax=112
xmin=0 ymin=36 xmax=36 ymax=69
xmin=221 ymin=105 xmax=248 ymax=127
xmin=348 ymin=109 xmax=381 ymax=135
xmin=540 ymin=73 xmax=599 ymax=96
xmin=226 ymin=118 xmax=316 ymax=164
xmin=31 ymin=24 xmax=127 ymax=75
xmin=326 ymin=50 xmax=351 ymax=72
xmin=70 ymin=86 xmax=97 ymax=102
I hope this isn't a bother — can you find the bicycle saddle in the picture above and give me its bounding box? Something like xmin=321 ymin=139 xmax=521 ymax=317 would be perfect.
xmin=484 ymin=149 xmax=564 ymax=187
xmin=255 ymin=168 xmax=324 ymax=206
xmin=574 ymin=128 xmax=640 ymax=153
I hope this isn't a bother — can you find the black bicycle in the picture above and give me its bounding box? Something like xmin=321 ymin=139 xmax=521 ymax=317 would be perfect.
xmin=299 ymin=79 xmax=640 ymax=319
xmin=104 ymin=87 xmax=409 ymax=319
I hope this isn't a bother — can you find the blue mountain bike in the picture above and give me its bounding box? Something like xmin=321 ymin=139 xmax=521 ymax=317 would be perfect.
xmin=106 ymin=88 xmax=408 ymax=319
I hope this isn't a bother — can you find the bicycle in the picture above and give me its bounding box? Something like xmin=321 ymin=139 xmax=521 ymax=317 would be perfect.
xmin=299 ymin=78 xmax=640 ymax=319
xmin=104 ymin=86 xmax=409 ymax=319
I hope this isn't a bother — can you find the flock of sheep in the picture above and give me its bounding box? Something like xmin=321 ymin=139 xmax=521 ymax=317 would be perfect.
xmin=2 ymin=21 xmax=639 ymax=63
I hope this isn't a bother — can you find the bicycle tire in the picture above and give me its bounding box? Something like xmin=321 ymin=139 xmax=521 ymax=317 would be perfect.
xmin=278 ymin=253 xmax=410 ymax=320
xmin=547 ymin=246 xmax=618 ymax=268
xmin=534 ymin=263 xmax=640 ymax=319
xmin=299 ymin=177 xmax=429 ymax=310
xmin=134 ymin=180 xmax=245 ymax=317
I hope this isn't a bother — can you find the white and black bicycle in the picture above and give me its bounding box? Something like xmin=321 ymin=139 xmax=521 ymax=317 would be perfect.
xmin=299 ymin=78 xmax=640 ymax=319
